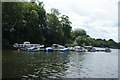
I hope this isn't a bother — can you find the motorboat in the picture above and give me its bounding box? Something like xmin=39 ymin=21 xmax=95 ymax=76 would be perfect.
xmin=89 ymin=47 xmax=96 ymax=52
xmin=105 ymin=48 xmax=111 ymax=52
xmin=27 ymin=46 xmax=40 ymax=52
xmin=74 ymin=46 xmax=86 ymax=52
xmin=59 ymin=48 xmax=70 ymax=51
xmin=46 ymin=47 xmax=54 ymax=51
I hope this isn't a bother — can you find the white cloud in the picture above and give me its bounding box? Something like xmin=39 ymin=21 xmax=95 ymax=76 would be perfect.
xmin=39 ymin=0 xmax=119 ymax=42
xmin=65 ymin=12 xmax=90 ymax=31
xmin=87 ymin=20 xmax=118 ymax=41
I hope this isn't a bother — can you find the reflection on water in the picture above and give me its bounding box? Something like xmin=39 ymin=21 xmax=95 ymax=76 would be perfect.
xmin=3 ymin=49 xmax=118 ymax=78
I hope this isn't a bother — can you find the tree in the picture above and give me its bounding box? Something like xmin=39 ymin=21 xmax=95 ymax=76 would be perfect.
xmin=72 ymin=28 xmax=87 ymax=40
xmin=45 ymin=9 xmax=62 ymax=45
xmin=2 ymin=2 xmax=46 ymax=48
xmin=60 ymin=15 xmax=72 ymax=45
xmin=2 ymin=2 xmax=24 ymax=48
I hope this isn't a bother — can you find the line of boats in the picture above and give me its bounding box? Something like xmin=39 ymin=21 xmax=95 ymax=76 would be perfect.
xmin=13 ymin=41 xmax=111 ymax=52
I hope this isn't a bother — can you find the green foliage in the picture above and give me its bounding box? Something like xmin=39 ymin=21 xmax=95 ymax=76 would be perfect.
xmin=2 ymin=2 xmax=24 ymax=45
xmin=45 ymin=9 xmax=72 ymax=46
xmin=2 ymin=2 xmax=46 ymax=48
xmin=72 ymin=28 xmax=86 ymax=40
xmin=2 ymin=2 xmax=72 ymax=48
xmin=71 ymin=29 xmax=119 ymax=48
xmin=75 ymin=36 xmax=92 ymax=46
xmin=51 ymin=8 xmax=60 ymax=16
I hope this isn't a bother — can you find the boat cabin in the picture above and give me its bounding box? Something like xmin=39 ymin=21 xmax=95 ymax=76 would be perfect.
xmin=51 ymin=44 xmax=65 ymax=49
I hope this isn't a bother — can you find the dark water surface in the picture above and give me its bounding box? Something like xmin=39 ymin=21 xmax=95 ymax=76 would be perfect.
xmin=2 ymin=49 xmax=118 ymax=78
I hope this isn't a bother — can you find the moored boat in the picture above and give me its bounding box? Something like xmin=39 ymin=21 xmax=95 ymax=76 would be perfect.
xmin=13 ymin=41 xmax=44 ymax=50
xmin=74 ymin=46 xmax=87 ymax=52
xmin=26 ymin=46 xmax=40 ymax=52
xmin=59 ymin=48 xmax=70 ymax=51
xmin=89 ymin=47 xmax=96 ymax=52
xmin=45 ymin=47 xmax=54 ymax=52
xmin=105 ymin=48 xmax=111 ymax=52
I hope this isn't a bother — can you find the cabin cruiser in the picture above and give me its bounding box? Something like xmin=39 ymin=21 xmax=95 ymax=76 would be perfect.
xmin=51 ymin=44 xmax=65 ymax=50
xmin=46 ymin=47 xmax=54 ymax=51
xmin=27 ymin=46 xmax=41 ymax=52
xmin=59 ymin=48 xmax=70 ymax=51
xmin=89 ymin=47 xmax=96 ymax=52
xmin=74 ymin=46 xmax=86 ymax=52
xmin=105 ymin=48 xmax=111 ymax=52
xmin=68 ymin=47 xmax=74 ymax=51
xmin=45 ymin=44 xmax=71 ymax=51
xmin=84 ymin=46 xmax=96 ymax=52
xmin=13 ymin=41 xmax=44 ymax=50
xmin=52 ymin=44 xmax=70 ymax=51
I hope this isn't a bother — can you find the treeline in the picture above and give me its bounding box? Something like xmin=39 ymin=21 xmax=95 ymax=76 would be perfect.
xmin=2 ymin=2 xmax=120 ymax=49
xmin=68 ymin=28 xmax=120 ymax=49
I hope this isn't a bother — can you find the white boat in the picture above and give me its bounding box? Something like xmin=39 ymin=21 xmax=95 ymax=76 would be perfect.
xmin=46 ymin=47 xmax=54 ymax=51
xmin=74 ymin=46 xmax=86 ymax=52
xmin=105 ymin=48 xmax=111 ymax=52
xmin=84 ymin=46 xmax=96 ymax=52
xmin=89 ymin=47 xmax=96 ymax=52
xmin=51 ymin=44 xmax=65 ymax=50
xmin=68 ymin=47 xmax=75 ymax=51
xmin=27 ymin=46 xmax=40 ymax=51
xmin=13 ymin=41 xmax=44 ymax=49
xmin=45 ymin=44 xmax=71 ymax=52
xmin=32 ymin=47 xmax=41 ymax=52
xmin=59 ymin=48 xmax=70 ymax=51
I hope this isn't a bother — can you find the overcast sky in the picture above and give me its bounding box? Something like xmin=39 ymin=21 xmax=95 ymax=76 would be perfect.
xmin=38 ymin=0 xmax=119 ymax=42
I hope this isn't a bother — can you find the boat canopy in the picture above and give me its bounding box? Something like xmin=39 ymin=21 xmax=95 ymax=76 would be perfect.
xmin=24 ymin=41 xmax=30 ymax=44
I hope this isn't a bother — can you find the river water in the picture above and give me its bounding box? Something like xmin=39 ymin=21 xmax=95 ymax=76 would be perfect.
xmin=2 ymin=49 xmax=118 ymax=78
